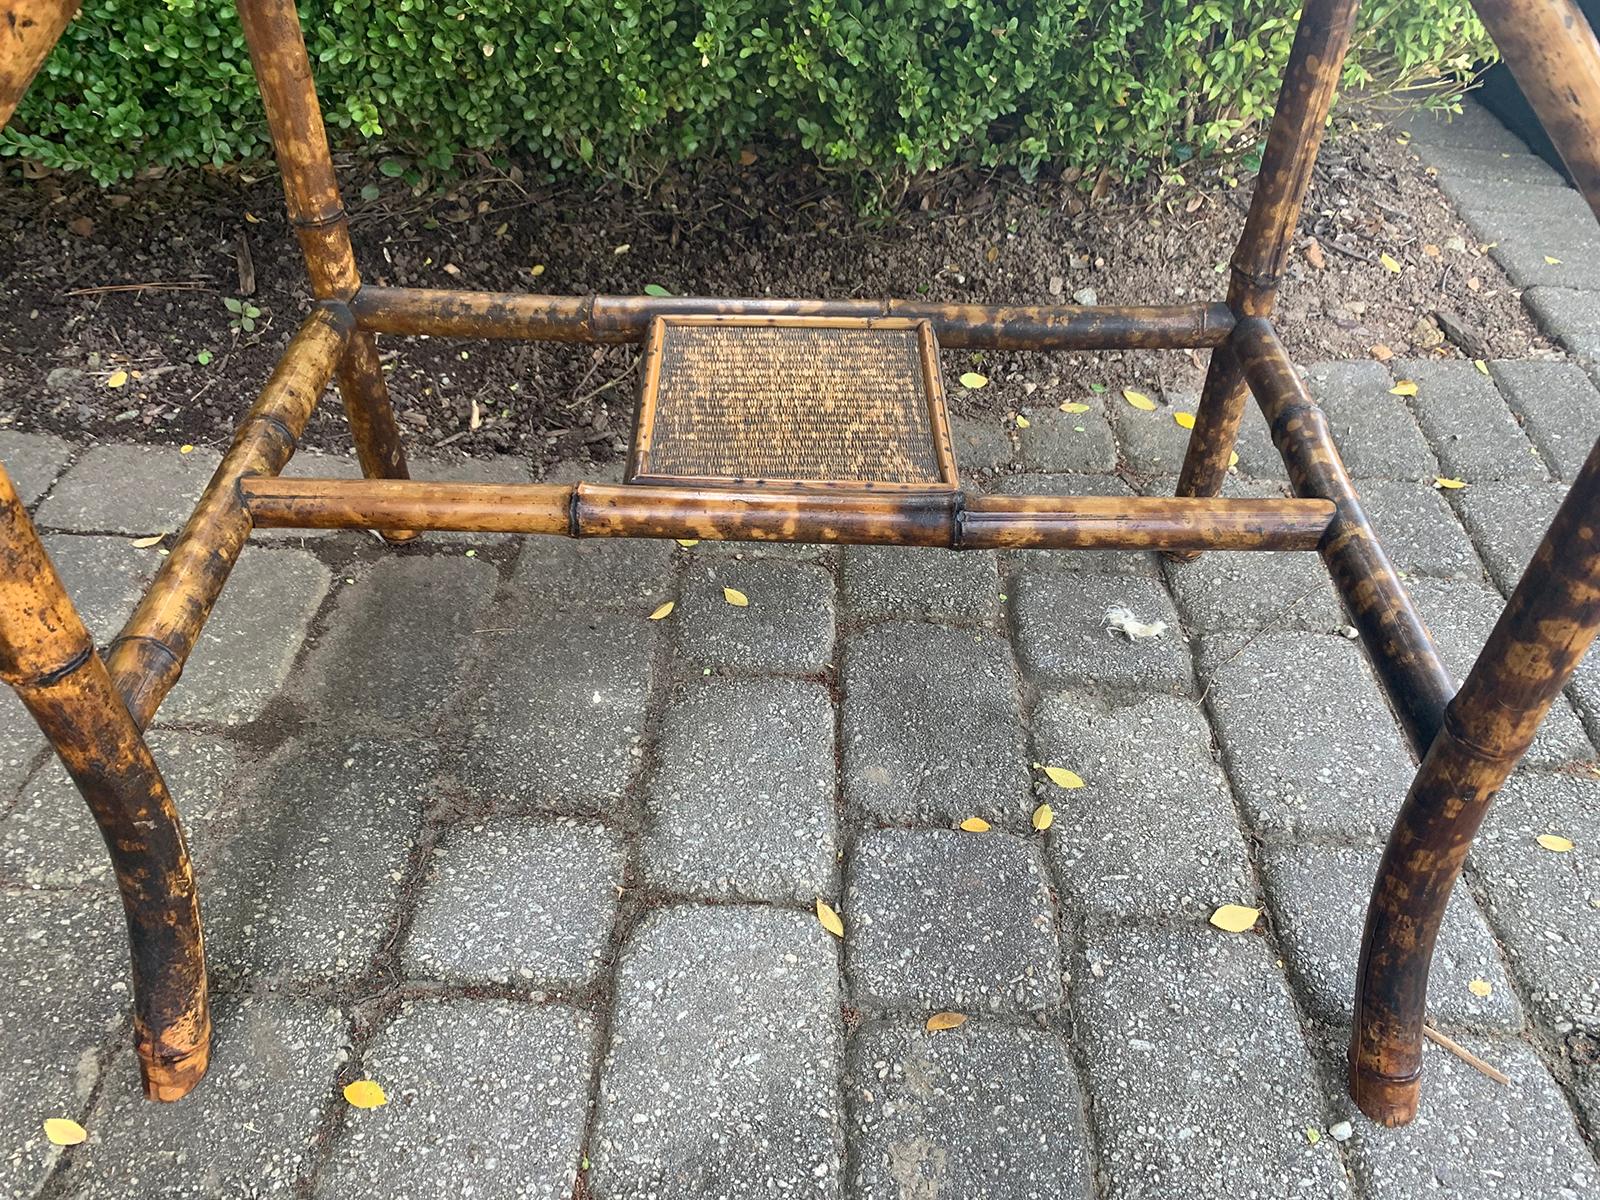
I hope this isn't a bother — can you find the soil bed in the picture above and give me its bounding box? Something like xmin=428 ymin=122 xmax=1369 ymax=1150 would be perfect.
xmin=0 ymin=106 xmax=1548 ymax=476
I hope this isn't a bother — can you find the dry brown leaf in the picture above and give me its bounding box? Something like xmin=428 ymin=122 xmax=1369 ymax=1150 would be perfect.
xmin=129 ymin=535 xmax=165 ymax=549
xmin=958 ymin=817 xmax=991 ymax=833
xmin=469 ymin=398 xmax=483 ymax=430
xmin=722 ymin=587 xmax=749 ymax=607
xmin=1208 ymin=904 xmax=1260 ymax=933
xmin=816 ymin=898 xmax=844 ymax=938
xmin=1370 ymin=343 xmax=1395 ymax=363
xmin=1304 ymin=239 xmax=1326 ymax=270
xmin=43 ymin=1118 xmax=86 ymax=1147
xmin=1423 ymin=243 xmax=1441 ymax=258
xmin=343 ymin=1079 xmax=387 ymax=1109
xmin=926 ymin=1012 xmax=968 ymax=1032
xmin=648 ymin=601 xmax=674 ymax=621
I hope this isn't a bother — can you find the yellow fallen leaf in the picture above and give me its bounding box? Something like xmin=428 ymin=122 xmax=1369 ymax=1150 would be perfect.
xmin=1015 ymin=414 xmax=1030 ymax=429
xmin=1433 ymin=476 xmax=1468 ymax=490
xmin=1032 ymin=803 xmax=1054 ymax=831
xmin=1228 ymin=450 xmax=1239 ymax=469
xmin=1379 ymin=252 xmax=1403 ymax=274
xmin=1173 ymin=411 xmax=1197 ymax=430
xmin=343 ymin=1079 xmax=387 ymax=1109
xmin=529 ymin=263 xmax=546 ymax=277
xmin=1059 ymin=401 xmax=1090 ymax=414
xmin=43 ymin=1118 xmax=86 ymax=1146
xmin=129 ymin=535 xmax=165 ymax=548
xmin=105 ymin=370 xmax=128 ymax=389
xmin=926 ymin=1011 xmax=967 ymax=1032
xmin=1038 ymin=765 xmax=1084 ymax=790
xmin=648 ymin=601 xmax=674 ymax=621
xmin=722 ymin=586 xmax=749 ymax=607
xmin=1390 ymin=380 xmax=1418 ymax=397
xmin=1305 ymin=1126 xmax=1322 ymax=1145
xmin=1536 ymin=833 xmax=1575 ymax=853
xmin=1208 ymin=904 xmax=1260 ymax=933
xmin=816 ymin=898 xmax=844 ymax=938
xmin=675 ymin=538 xmax=699 ymax=548
xmin=1545 ymin=255 xmax=1563 ymax=265
xmin=1468 ymin=978 xmax=1493 ymax=998
xmin=958 ymin=817 xmax=991 ymax=833
xmin=1122 ymin=388 xmax=1156 ymax=411
xmin=959 ymin=371 xmax=988 ymax=390
xmin=1474 ymin=360 xmax=1489 ymax=375
xmin=179 ymin=444 xmax=194 ymax=454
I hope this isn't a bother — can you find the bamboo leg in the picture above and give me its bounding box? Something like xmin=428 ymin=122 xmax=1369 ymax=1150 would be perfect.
xmin=1172 ymin=0 xmax=1362 ymax=558
xmin=0 ymin=0 xmax=80 ymax=132
xmin=1350 ymin=435 xmax=1600 ymax=1125
xmin=0 ymin=466 xmax=209 ymax=1101
xmin=235 ymin=0 xmax=414 ymax=540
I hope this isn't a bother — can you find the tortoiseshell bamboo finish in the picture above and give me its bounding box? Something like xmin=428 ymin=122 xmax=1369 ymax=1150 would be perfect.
xmin=0 ymin=466 xmax=209 ymax=1101
xmin=5 ymin=0 xmax=1600 ymax=1123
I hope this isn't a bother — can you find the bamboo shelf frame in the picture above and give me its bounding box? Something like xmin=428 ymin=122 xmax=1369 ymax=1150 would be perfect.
xmin=4 ymin=0 xmax=1600 ymax=1128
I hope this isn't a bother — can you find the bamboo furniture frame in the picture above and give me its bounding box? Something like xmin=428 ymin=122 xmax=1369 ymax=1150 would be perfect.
xmin=3 ymin=0 xmax=1600 ymax=1129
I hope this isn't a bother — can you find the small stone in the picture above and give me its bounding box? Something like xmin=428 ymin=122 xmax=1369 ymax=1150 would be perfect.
xmin=1329 ymin=1121 xmax=1352 ymax=1142
xmin=1072 ymin=287 xmax=1098 ymax=306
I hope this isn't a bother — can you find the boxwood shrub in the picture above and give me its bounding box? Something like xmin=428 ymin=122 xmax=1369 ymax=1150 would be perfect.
xmin=2 ymin=0 xmax=1491 ymax=185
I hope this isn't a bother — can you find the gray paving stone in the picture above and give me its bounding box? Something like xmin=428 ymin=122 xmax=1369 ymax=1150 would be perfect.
xmin=589 ymin=906 xmax=842 ymax=1199
xmin=1490 ymin=234 xmax=1600 ymax=292
xmin=1407 ymin=577 xmax=1593 ymax=765
xmin=1165 ymin=545 xmax=1340 ymax=633
xmin=1490 ymin=359 xmax=1600 ymax=481
xmin=842 ymin=622 xmax=1028 ymax=826
xmin=0 ymin=731 xmax=242 ymax=889
xmin=0 ymin=887 xmax=126 ymax=1200
xmin=988 ymin=473 xmax=1160 ymax=578
xmin=643 ymin=678 xmax=836 ymax=902
xmin=462 ymin=606 xmax=657 ymax=815
xmin=845 ymin=829 xmax=1062 ymax=1013
xmin=840 ymin=544 xmax=1000 ymax=624
xmin=1012 ymin=571 xmax=1194 ymax=695
xmin=1114 ymin=392 xmax=1279 ymax=480
xmin=1411 ymin=141 xmax=1567 ymax=188
xmin=303 ymin=554 xmax=498 ymax=729
xmin=0 ymin=430 xmax=73 ymax=507
xmin=1033 ymin=690 xmax=1251 ymax=919
xmin=202 ymin=735 xmax=432 ymax=982
xmin=1200 ymin=632 xmax=1415 ymax=839
xmin=38 ymin=532 xmax=155 ymax=644
xmin=62 ymin=994 xmax=346 ymax=1198
xmin=846 ymin=1020 xmax=1092 ymax=1200
xmin=947 ymin=413 xmax=1016 ymax=477
xmin=1396 ymin=101 xmax=1528 ymax=153
xmin=34 ymin=443 xmax=223 ymax=534
xmin=0 ymin=693 xmax=40 ymax=802
xmin=1017 ymin=399 xmax=1117 ymax=473
xmin=1523 ymin=287 xmax=1600 ymax=365
xmin=1452 ymin=479 xmax=1569 ymax=592
xmin=511 ymin=535 xmax=675 ymax=611
xmin=677 ymin=558 xmax=834 ymax=675
xmin=1447 ymin=178 xmax=1598 ymax=227
xmin=404 ymin=818 xmax=625 ymax=988
xmin=1304 ymin=360 xmax=1438 ymax=480
xmin=317 ymin=1000 xmax=596 ymax=1200
xmin=161 ymin=547 xmax=331 ymax=725
xmin=1333 ymin=1034 xmax=1598 ymax=1200
xmin=1356 ymin=478 xmax=1485 ymax=580
xmin=1470 ymin=771 xmax=1600 ymax=1035
xmin=1260 ymin=842 xmax=1521 ymax=1032
xmin=1077 ymin=921 xmax=1351 ymax=1200
xmin=1398 ymin=359 xmax=1549 ymax=482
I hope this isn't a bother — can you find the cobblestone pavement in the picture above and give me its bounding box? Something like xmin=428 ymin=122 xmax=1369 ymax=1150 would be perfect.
xmin=5 ymin=102 xmax=1600 ymax=1199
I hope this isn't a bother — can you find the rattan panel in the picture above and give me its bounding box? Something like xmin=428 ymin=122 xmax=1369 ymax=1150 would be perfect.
xmin=636 ymin=321 xmax=947 ymax=485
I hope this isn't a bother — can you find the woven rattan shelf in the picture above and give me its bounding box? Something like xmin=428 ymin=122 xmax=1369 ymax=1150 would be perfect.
xmin=629 ymin=316 xmax=957 ymax=491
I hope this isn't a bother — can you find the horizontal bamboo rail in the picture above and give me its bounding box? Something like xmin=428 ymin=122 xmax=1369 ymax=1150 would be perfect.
xmin=0 ymin=0 xmax=80 ymax=132
xmin=348 ymin=286 xmax=1236 ymax=351
xmin=1233 ymin=317 xmax=1456 ymax=755
xmin=105 ymin=304 xmax=349 ymax=726
xmin=238 ymin=476 xmax=1335 ymax=551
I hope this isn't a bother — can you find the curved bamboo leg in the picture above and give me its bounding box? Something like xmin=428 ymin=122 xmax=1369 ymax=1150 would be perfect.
xmin=0 ymin=466 xmax=210 ymax=1101
xmin=1350 ymin=436 xmax=1600 ymax=1125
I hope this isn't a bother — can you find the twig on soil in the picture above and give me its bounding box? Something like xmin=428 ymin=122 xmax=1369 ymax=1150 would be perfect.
xmin=1422 ymin=1025 xmax=1511 ymax=1086
xmin=1323 ymin=238 xmax=1379 ymax=266
xmin=65 ymin=281 xmax=214 ymax=297
xmin=568 ymin=358 xmax=641 ymax=411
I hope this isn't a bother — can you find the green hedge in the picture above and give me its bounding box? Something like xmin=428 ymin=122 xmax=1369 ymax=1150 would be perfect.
xmin=3 ymin=0 xmax=1491 ymax=186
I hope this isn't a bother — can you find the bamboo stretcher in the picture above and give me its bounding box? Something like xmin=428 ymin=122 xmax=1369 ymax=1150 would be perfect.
xmin=3 ymin=0 xmax=1600 ymax=1127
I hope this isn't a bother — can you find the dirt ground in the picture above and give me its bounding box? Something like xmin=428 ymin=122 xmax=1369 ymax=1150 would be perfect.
xmin=0 ymin=107 xmax=1550 ymax=475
